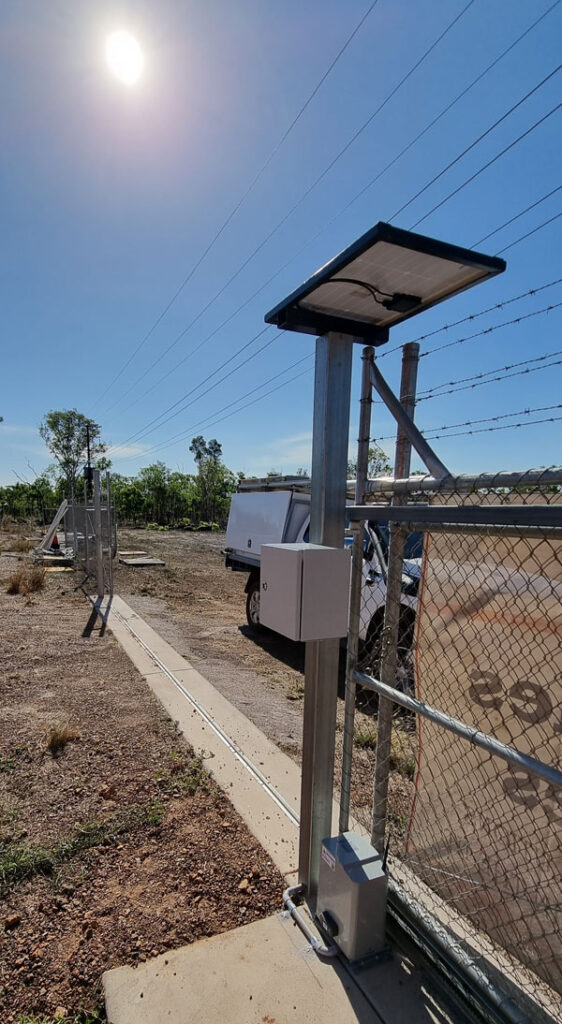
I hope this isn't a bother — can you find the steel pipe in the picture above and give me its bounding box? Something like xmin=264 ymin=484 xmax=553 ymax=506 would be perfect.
xmin=355 ymin=669 xmax=562 ymax=789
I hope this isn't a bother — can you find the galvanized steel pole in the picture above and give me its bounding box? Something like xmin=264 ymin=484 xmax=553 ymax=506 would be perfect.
xmin=339 ymin=345 xmax=373 ymax=834
xmin=371 ymin=342 xmax=419 ymax=854
xmin=299 ymin=332 xmax=353 ymax=904
xmin=93 ymin=469 xmax=104 ymax=599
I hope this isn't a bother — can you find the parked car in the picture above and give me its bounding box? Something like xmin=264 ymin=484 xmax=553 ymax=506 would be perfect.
xmin=224 ymin=478 xmax=422 ymax=682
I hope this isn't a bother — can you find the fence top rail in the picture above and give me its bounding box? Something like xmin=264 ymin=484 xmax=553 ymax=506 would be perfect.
xmin=348 ymin=502 xmax=562 ymax=529
xmin=364 ymin=467 xmax=562 ymax=496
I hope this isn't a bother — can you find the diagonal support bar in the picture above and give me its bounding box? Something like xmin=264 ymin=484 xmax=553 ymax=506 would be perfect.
xmin=370 ymin=360 xmax=451 ymax=481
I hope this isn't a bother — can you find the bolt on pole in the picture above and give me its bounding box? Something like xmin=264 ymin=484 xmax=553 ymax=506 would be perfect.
xmin=299 ymin=332 xmax=353 ymax=905
xmin=371 ymin=342 xmax=419 ymax=854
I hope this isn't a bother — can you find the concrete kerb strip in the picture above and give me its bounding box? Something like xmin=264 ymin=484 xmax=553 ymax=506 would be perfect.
xmin=107 ymin=595 xmax=301 ymax=877
xmin=104 ymin=596 xmax=473 ymax=1024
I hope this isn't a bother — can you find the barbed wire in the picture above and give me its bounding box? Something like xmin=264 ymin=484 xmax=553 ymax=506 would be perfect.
xmin=378 ymin=277 xmax=562 ymax=358
xmin=420 ymin=300 xmax=562 ymax=359
xmin=417 ymin=356 xmax=562 ymax=403
xmin=373 ymin=403 xmax=562 ymax=441
xmin=422 ymin=413 xmax=562 ymax=440
xmin=417 ymin=348 xmax=562 ymax=399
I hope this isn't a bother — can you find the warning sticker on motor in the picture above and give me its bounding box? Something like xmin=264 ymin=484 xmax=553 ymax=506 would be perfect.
xmin=321 ymin=846 xmax=336 ymax=871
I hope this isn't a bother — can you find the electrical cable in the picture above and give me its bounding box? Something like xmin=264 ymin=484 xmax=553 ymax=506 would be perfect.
xmin=373 ymin=403 xmax=562 ymax=442
xmin=473 ymin=184 xmax=562 ymax=247
xmin=496 ymin=209 xmax=562 ymax=254
xmin=99 ymin=1 xmax=475 ymax=418
xmin=387 ymin=62 xmax=562 ymax=224
xmin=93 ymin=0 xmax=380 ymax=408
xmin=119 ymin=352 xmax=313 ymax=457
xmin=106 ymin=11 xmax=562 ymax=457
xmin=410 ymin=94 xmax=562 ymax=230
xmin=105 ymin=326 xmax=280 ymax=454
xmin=103 ymin=5 xmax=560 ymax=422
xmin=113 ymin=361 xmax=315 ymax=464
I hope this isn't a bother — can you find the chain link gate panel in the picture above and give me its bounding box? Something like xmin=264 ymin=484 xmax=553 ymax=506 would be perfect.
xmin=341 ymin=473 xmax=562 ymax=1023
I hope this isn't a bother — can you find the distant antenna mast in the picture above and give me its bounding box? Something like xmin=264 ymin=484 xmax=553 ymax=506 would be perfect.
xmin=84 ymin=421 xmax=93 ymax=498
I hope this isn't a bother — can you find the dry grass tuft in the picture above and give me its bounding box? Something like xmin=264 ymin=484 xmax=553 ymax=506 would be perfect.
xmin=6 ymin=566 xmax=46 ymax=596
xmin=13 ymin=537 xmax=35 ymax=552
xmin=45 ymin=724 xmax=81 ymax=757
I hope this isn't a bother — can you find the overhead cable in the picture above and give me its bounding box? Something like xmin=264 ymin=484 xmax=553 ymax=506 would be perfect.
xmin=496 ymin=209 xmax=562 ymax=254
xmin=101 ymin=1 xmax=475 ymax=417
xmin=93 ymin=0 xmax=380 ymax=408
xmin=473 ymin=184 xmax=562 ymax=247
xmin=388 ymin=62 xmax=562 ymax=224
xmin=106 ymin=326 xmax=281 ymax=453
xmin=105 ymin=6 xmax=559 ymax=418
xmin=410 ymin=94 xmax=562 ymax=230
xmin=115 ymin=361 xmax=315 ymax=464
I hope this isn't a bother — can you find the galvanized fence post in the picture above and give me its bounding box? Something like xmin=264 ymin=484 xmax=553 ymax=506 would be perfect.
xmin=371 ymin=342 xmax=419 ymax=854
xmin=339 ymin=345 xmax=373 ymax=834
xmin=106 ymin=471 xmax=114 ymax=598
xmin=93 ymin=469 xmax=104 ymax=599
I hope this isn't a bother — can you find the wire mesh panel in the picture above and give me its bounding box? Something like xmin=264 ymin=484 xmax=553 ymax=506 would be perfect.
xmin=342 ymin=475 xmax=562 ymax=1021
xmin=67 ymin=502 xmax=116 ymax=595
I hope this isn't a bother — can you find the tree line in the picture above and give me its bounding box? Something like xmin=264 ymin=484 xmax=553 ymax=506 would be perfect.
xmin=1 ymin=410 xmax=239 ymax=529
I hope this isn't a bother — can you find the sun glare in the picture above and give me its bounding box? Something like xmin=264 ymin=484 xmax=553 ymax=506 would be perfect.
xmin=106 ymin=31 xmax=144 ymax=85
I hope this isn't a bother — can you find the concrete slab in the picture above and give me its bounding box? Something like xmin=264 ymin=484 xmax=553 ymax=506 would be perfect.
xmin=119 ymin=557 xmax=165 ymax=566
xmin=118 ymin=550 xmax=148 ymax=557
xmin=108 ymin=597 xmax=301 ymax=876
xmin=104 ymin=913 xmax=374 ymax=1024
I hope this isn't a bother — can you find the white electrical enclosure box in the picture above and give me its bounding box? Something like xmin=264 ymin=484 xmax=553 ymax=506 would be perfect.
xmin=260 ymin=543 xmax=350 ymax=641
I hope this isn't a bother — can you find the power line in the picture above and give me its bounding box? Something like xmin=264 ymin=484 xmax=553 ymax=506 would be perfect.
xmin=104 ymin=5 xmax=560 ymax=421
xmin=93 ymin=0 xmax=380 ymax=408
xmin=410 ymin=92 xmax=562 ymax=229
xmin=374 ymin=403 xmax=562 ymax=441
xmin=379 ymin=276 xmax=562 ymax=358
xmin=420 ymin=300 xmax=562 ymax=359
xmin=390 ymin=61 xmax=562 ymax=223
xmin=114 ymin=359 xmax=315 ymax=464
xmin=100 ymin=1 xmax=475 ymax=418
xmin=105 ymin=326 xmax=279 ymax=454
xmin=496 ymin=208 xmax=562 ymax=254
xmin=473 ymin=184 xmax=562 ymax=247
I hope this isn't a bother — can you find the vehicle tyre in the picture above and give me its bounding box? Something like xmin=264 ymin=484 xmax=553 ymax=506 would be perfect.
xmin=245 ymin=577 xmax=265 ymax=632
xmin=358 ymin=609 xmax=416 ymax=714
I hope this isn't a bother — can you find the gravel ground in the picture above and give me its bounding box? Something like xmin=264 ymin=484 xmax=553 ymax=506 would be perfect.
xmin=0 ymin=531 xmax=284 ymax=1022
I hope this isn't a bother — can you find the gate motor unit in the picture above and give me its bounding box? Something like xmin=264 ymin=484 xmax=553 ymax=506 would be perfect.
xmin=317 ymin=832 xmax=388 ymax=963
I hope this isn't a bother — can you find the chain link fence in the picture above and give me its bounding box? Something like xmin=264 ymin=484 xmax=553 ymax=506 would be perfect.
xmin=340 ymin=470 xmax=562 ymax=1023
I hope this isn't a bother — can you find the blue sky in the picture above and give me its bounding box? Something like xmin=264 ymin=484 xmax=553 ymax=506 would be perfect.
xmin=1 ymin=0 xmax=561 ymax=485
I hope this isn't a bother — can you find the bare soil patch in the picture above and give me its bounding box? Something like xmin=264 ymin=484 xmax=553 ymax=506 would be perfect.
xmin=0 ymin=537 xmax=283 ymax=1023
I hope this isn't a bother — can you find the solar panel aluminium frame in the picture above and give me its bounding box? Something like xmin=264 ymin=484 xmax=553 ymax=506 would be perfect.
xmin=265 ymin=221 xmax=506 ymax=342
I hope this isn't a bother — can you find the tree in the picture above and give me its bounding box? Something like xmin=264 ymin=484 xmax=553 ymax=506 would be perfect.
xmin=189 ymin=436 xmax=236 ymax=525
xmin=347 ymin=443 xmax=392 ymax=479
xmin=39 ymin=410 xmax=107 ymax=493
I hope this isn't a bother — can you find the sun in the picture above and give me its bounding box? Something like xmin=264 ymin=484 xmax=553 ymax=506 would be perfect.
xmin=105 ymin=31 xmax=144 ymax=86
